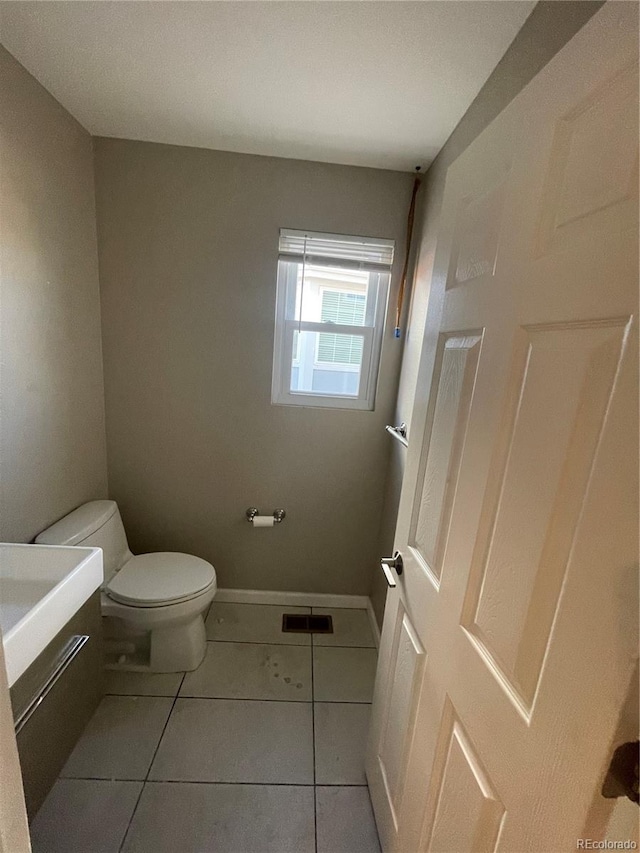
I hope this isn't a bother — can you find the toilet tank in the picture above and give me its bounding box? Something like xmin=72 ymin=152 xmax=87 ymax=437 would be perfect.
xmin=35 ymin=500 xmax=133 ymax=584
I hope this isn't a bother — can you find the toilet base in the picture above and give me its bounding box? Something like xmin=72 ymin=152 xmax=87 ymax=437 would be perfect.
xmin=149 ymin=614 xmax=207 ymax=672
xmin=101 ymin=584 xmax=216 ymax=673
xmin=104 ymin=613 xmax=208 ymax=673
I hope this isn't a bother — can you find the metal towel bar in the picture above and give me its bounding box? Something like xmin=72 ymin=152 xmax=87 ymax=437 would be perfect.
xmin=14 ymin=634 xmax=90 ymax=735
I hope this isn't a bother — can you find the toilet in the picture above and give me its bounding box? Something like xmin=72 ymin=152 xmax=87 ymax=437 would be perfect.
xmin=35 ymin=500 xmax=217 ymax=672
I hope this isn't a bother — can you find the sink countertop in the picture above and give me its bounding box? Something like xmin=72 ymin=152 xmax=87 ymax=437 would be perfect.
xmin=0 ymin=543 xmax=103 ymax=686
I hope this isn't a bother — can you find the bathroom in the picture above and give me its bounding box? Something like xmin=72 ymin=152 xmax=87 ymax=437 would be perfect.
xmin=1 ymin=2 xmax=638 ymax=852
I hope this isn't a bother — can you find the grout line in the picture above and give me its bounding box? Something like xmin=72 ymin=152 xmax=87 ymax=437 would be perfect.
xmin=117 ymin=776 xmax=145 ymax=853
xmin=118 ymin=672 xmax=186 ymax=853
xmin=158 ymin=695 xmax=315 ymax=704
xmin=65 ymin=777 xmax=369 ymax=787
xmin=204 ymin=638 xmax=376 ymax=649
xmin=104 ymin=690 xmax=180 ymax=698
xmin=118 ymin=780 xmax=144 ymax=852
xmin=306 ymin=644 xmax=377 ymax=650
xmin=104 ymin=692 xmax=372 ymax=705
xmin=205 ymin=638 xmax=312 ymax=647
xmin=178 ymin=696 xmax=312 ymax=703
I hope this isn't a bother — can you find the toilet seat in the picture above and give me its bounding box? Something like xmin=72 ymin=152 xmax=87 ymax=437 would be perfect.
xmin=106 ymin=552 xmax=216 ymax=608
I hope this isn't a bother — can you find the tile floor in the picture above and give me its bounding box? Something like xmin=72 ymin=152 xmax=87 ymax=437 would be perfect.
xmin=30 ymin=603 xmax=381 ymax=853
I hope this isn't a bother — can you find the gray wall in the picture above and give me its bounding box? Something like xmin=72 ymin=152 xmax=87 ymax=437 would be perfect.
xmin=94 ymin=138 xmax=411 ymax=595
xmin=0 ymin=47 xmax=107 ymax=543
xmin=370 ymin=0 xmax=605 ymax=626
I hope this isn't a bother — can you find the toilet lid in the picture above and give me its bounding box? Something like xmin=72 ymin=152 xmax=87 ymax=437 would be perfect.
xmin=106 ymin=552 xmax=216 ymax=607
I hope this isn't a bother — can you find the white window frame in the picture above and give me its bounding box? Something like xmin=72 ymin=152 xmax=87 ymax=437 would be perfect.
xmin=272 ymin=230 xmax=393 ymax=411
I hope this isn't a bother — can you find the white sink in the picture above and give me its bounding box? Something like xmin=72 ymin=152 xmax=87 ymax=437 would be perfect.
xmin=0 ymin=543 xmax=103 ymax=687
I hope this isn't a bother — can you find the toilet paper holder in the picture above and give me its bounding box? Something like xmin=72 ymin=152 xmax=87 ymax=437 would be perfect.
xmin=246 ymin=507 xmax=286 ymax=524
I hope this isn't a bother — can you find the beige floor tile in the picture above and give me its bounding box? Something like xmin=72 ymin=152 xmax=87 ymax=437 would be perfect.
xmin=312 ymin=607 xmax=375 ymax=647
xmin=60 ymin=696 xmax=173 ymax=780
xmin=180 ymin=641 xmax=311 ymax=700
xmin=313 ymin=646 xmax=377 ymax=702
xmin=30 ymin=779 xmax=142 ymax=853
xmin=316 ymin=786 xmax=381 ymax=853
xmin=123 ymin=782 xmax=315 ymax=853
xmin=314 ymin=702 xmax=370 ymax=784
xmin=149 ymin=698 xmax=313 ymax=783
xmin=104 ymin=669 xmax=184 ymax=697
xmin=205 ymin=602 xmax=311 ymax=644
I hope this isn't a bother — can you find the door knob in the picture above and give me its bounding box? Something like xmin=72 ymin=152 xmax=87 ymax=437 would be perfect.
xmin=379 ymin=552 xmax=404 ymax=588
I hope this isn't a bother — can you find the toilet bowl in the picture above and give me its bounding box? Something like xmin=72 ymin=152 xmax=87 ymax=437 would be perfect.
xmin=35 ymin=501 xmax=217 ymax=672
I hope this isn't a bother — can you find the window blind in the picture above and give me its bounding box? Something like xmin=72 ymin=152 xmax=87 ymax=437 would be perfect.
xmin=317 ymin=290 xmax=366 ymax=365
xmin=320 ymin=291 xmax=366 ymax=326
xmin=279 ymin=229 xmax=394 ymax=272
xmin=317 ymin=333 xmax=364 ymax=365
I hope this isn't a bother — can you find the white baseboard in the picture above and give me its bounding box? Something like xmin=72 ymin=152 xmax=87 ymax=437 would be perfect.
xmin=366 ymin=598 xmax=381 ymax=648
xmin=216 ymin=587 xmax=370 ymax=611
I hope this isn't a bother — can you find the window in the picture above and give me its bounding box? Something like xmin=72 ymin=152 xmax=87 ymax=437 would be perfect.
xmin=317 ymin=290 xmax=366 ymax=366
xmin=272 ymin=230 xmax=394 ymax=410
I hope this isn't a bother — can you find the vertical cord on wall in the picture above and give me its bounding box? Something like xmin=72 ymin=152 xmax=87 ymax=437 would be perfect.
xmin=394 ymin=167 xmax=422 ymax=338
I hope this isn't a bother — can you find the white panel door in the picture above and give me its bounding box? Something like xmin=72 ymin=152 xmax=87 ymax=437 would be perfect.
xmin=366 ymin=5 xmax=639 ymax=851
